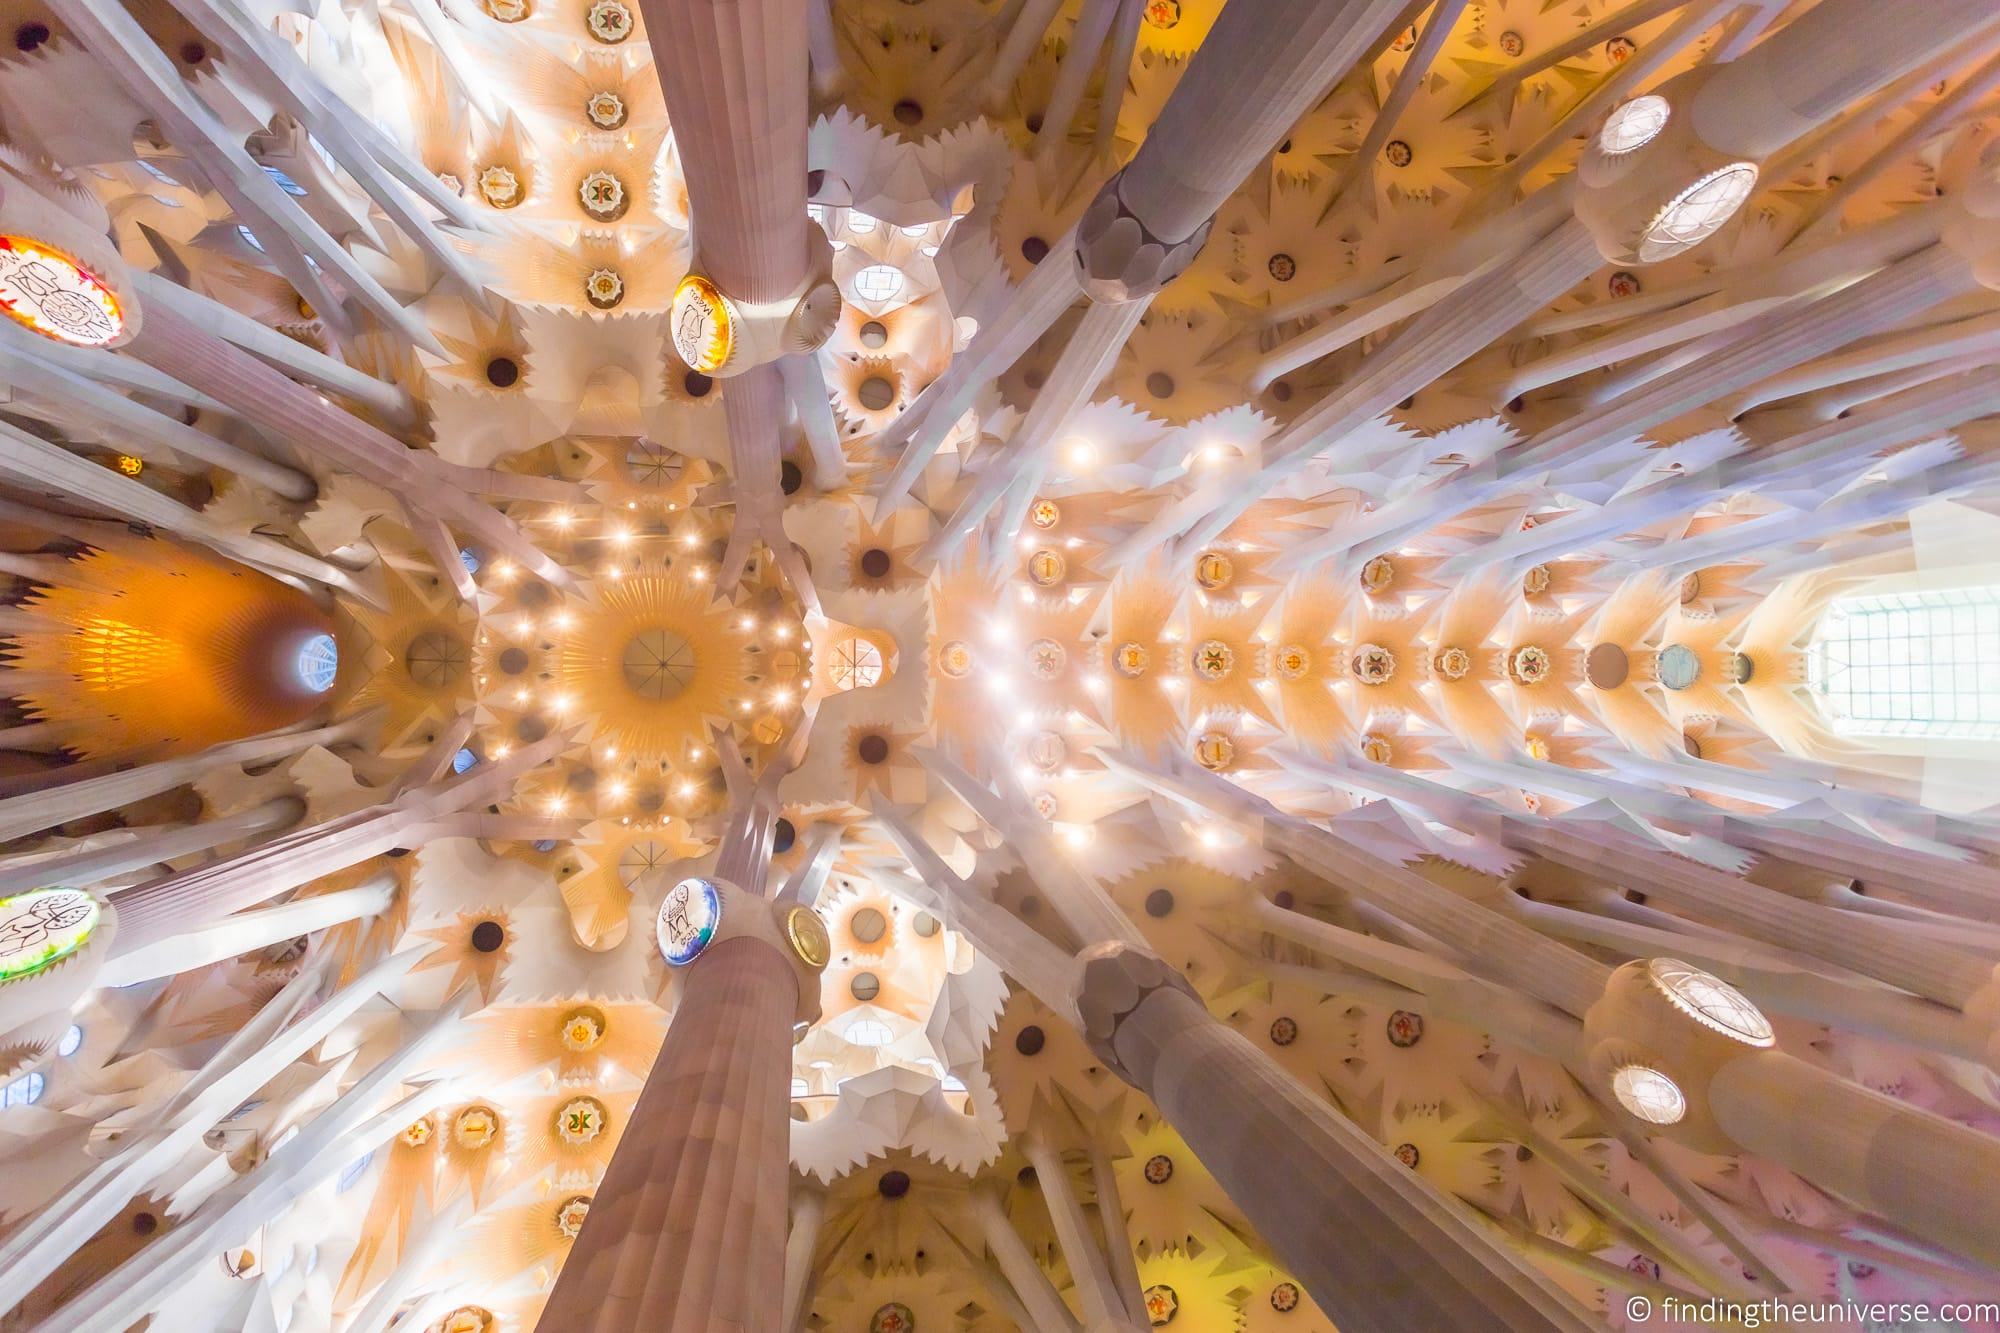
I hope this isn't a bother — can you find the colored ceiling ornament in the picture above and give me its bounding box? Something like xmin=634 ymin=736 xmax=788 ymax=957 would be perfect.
xmin=1727 ymin=651 xmax=1755 ymax=684
xmin=1193 ymin=550 xmax=1233 ymax=590
xmin=1385 ymin=1009 xmax=1425 ymax=1048
xmin=1193 ymin=639 xmax=1234 ymax=681
xmin=1679 ymin=572 xmax=1702 ymax=603
xmin=1026 ymin=638 xmax=1066 ymax=680
xmin=555 ymin=1095 xmax=608 ymax=1146
xmin=584 ymin=267 xmax=625 ymax=310
xmin=452 ymin=1106 xmax=499 ymax=1150
xmin=1030 ymin=790 xmax=1060 ymax=820
xmin=114 ymin=454 xmax=144 ymax=477
xmin=482 ymin=0 xmax=528 ymax=19
xmin=938 ymin=639 xmax=972 ymax=678
xmin=585 ymin=89 xmax=627 ymax=130
xmin=1273 ymin=644 xmax=1311 ymax=680
xmin=398 ymin=1116 xmax=434 ymax=1149
xmin=1269 ymin=1016 xmax=1298 ymax=1046
xmin=0 ymin=887 xmax=99 ymax=982
xmin=436 ymin=172 xmax=464 ymax=197
xmin=1192 ymin=731 xmax=1235 ymax=771
xmin=1393 ymin=1142 xmax=1420 ymax=1169
xmin=1609 ymin=269 xmax=1642 ymax=298
xmin=1027 ymin=548 xmax=1066 ymax=586
xmin=1143 ymin=1153 xmax=1174 ymax=1184
xmin=1359 ymin=734 xmax=1393 ymax=765
xmin=578 ymin=169 xmax=628 ymax=221
xmin=1646 ymin=958 xmax=1774 ymax=1047
xmin=1384 ymin=140 xmax=1413 ymax=168
xmin=1142 ymin=0 xmax=1180 ymax=28
xmin=1611 ymin=1065 xmax=1687 ymax=1125
xmin=559 ymin=1007 xmax=605 ymax=1052
xmin=1522 ymin=563 xmax=1552 ymax=596
xmin=1267 ymin=252 xmax=1296 ymax=282
xmin=783 ymin=905 xmax=831 ymax=971
xmin=1510 ymin=644 xmax=1552 ymax=685
xmin=1605 ymin=34 xmax=1637 ymax=63
xmin=1390 ymin=24 xmax=1416 ymax=50
xmin=555 ymin=1195 xmax=592 ymax=1240
xmin=1027 ymin=731 xmax=1066 ymax=773
xmin=1498 ymin=29 xmax=1524 ymax=56
xmin=585 ymin=0 xmax=633 ymax=42
xmin=440 ymin=1307 xmax=493 ymax=1333
xmin=1433 ymin=646 xmax=1471 ymax=680
xmin=1143 ymin=1284 xmax=1179 ymax=1325
xmin=1113 ymin=641 xmax=1150 ymax=678
xmin=1524 ymin=733 xmax=1551 ymax=762
xmin=476 ymin=165 xmax=522 ymax=209
xmin=670 ymin=273 xmax=736 ymax=373
xmin=1029 ymin=498 xmax=1061 ymax=529
xmin=1271 ymin=1281 xmax=1301 ymax=1312
xmin=0 ymin=235 xmax=125 ymax=347
xmin=657 ymin=876 xmax=722 ymax=966
xmin=1352 ymin=644 xmax=1395 ymax=685
xmin=1359 ymin=555 xmax=1394 ymax=594
xmin=869 ymin=1303 xmax=916 ymax=1333
xmin=1657 ymin=643 xmax=1701 ymax=691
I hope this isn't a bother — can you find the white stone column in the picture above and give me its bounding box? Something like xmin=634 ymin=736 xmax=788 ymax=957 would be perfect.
xmin=0 ymin=715 xmax=371 ymax=843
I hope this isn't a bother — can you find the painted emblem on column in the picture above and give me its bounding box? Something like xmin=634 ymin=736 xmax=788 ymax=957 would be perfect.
xmin=670 ymin=274 xmax=734 ymax=373
xmin=0 ymin=887 xmax=99 ymax=981
xmin=0 ymin=237 xmax=124 ymax=346
xmin=784 ymin=905 xmax=831 ymax=971
xmin=657 ymin=876 xmax=722 ymax=966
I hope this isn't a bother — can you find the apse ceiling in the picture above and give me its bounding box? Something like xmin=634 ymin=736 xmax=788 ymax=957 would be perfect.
xmin=4 ymin=0 xmax=2000 ymax=1330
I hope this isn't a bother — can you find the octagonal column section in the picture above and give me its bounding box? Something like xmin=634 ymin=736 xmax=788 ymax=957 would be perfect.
xmin=538 ymin=876 xmax=827 ymax=1333
xmin=1074 ymin=943 xmax=1598 ymax=1333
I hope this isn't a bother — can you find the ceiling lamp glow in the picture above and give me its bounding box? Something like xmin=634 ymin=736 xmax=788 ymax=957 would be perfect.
xmin=1598 ymin=96 xmax=1670 ymax=155
xmin=0 ymin=235 xmax=124 ymax=346
xmin=1638 ymin=163 xmax=1758 ymax=262
xmin=1646 ymin=957 xmax=1775 ymax=1047
xmin=0 ymin=887 xmax=100 ymax=982
xmin=1611 ymin=1065 xmax=1687 ymax=1125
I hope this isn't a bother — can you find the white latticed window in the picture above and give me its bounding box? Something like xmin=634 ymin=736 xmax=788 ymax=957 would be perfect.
xmin=829 ymin=635 xmax=884 ymax=690
xmin=852 ymin=264 xmax=904 ymax=303
xmin=1639 ymin=162 xmax=1757 ymax=261
xmin=1809 ymin=586 xmax=2000 ymax=740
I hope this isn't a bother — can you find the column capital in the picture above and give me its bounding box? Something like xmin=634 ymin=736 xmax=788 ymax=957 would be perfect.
xmin=1073 ymin=168 xmax=1214 ymax=305
xmin=1073 ymin=940 xmax=1198 ymax=1082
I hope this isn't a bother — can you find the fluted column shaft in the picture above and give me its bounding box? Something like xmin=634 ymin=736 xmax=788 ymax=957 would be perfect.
xmin=1710 ymin=1050 xmax=2000 ymax=1269
xmin=1094 ymin=977 xmax=1595 ymax=1333
xmin=639 ymin=0 xmax=808 ymax=304
xmin=539 ymin=936 xmax=799 ymax=1333
xmin=0 ymin=796 xmax=301 ymax=897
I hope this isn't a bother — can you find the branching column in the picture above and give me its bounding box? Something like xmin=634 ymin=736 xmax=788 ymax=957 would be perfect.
xmin=1075 ymin=945 xmax=1598 ymax=1333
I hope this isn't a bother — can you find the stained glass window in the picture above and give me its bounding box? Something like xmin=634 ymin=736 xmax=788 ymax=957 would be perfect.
xmin=296 ymin=633 xmax=339 ymax=692
xmin=1809 ymin=586 xmax=2000 ymax=740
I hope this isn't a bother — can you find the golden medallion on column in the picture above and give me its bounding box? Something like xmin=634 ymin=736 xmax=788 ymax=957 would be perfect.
xmin=783 ymin=905 xmax=831 ymax=971
xmin=670 ymin=273 xmax=736 ymax=373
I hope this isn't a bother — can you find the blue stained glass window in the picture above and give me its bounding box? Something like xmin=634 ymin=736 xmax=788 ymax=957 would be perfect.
xmin=235 ymin=224 xmax=265 ymax=254
xmin=4 ymin=1072 xmax=45 ymax=1106
xmin=296 ymin=633 xmax=339 ymax=693
xmin=458 ymin=547 xmax=481 ymax=575
xmin=261 ymin=164 xmax=308 ymax=197
xmin=57 ymin=1025 xmax=82 ymax=1057
xmin=452 ymin=747 xmax=479 ymax=774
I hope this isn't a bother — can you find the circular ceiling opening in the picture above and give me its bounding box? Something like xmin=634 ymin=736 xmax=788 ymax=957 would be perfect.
xmin=622 ymin=629 xmax=696 ymax=700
